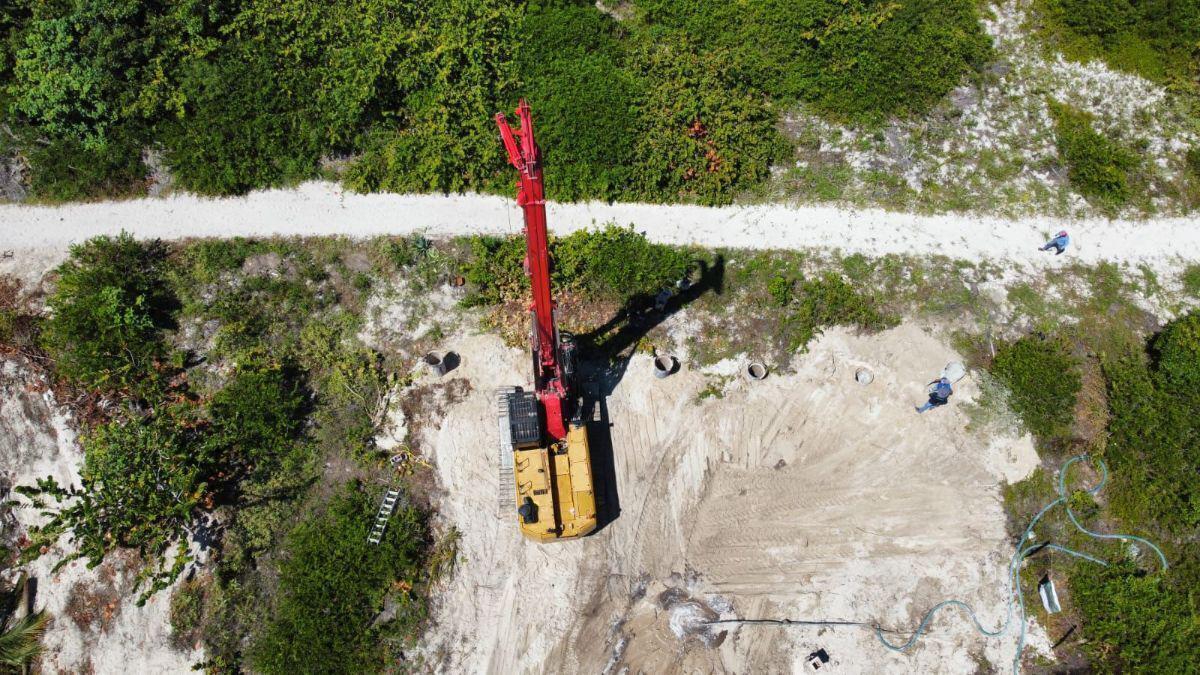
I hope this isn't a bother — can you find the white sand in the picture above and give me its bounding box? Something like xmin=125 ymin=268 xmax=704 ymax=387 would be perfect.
xmin=414 ymin=324 xmax=1046 ymax=674
xmin=0 ymin=182 xmax=1196 ymax=281
xmin=1 ymin=358 xmax=198 ymax=674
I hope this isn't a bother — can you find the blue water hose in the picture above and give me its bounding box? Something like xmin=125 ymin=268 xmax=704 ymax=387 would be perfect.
xmin=874 ymin=454 xmax=1168 ymax=673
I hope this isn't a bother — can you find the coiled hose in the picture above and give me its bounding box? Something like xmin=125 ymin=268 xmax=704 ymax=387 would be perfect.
xmin=874 ymin=455 xmax=1167 ymax=672
xmin=707 ymin=455 xmax=1168 ymax=673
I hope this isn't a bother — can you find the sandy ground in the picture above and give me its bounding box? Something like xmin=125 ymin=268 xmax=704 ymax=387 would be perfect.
xmin=415 ymin=323 xmax=1045 ymax=674
xmin=0 ymin=359 xmax=198 ymax=674
xmin=1 ymin=182 xmax=1198 ymax=287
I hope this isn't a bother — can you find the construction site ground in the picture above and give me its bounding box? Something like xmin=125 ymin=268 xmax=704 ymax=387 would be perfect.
xmin=415 ymin=324 xmax=1042 ymax=673
xmin=5 ymin=191 xmax=1194 ymax=672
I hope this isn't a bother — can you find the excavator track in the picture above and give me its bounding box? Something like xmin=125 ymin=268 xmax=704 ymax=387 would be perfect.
xmin=496 ymin=387 xmax=517 ymax=517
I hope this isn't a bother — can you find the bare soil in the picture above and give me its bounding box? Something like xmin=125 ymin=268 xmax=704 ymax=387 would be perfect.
xmin=411 ymin=323 xmax=1047 ymax=673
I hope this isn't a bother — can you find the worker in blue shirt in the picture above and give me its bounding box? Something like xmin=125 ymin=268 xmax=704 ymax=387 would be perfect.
xmin=916 ymin=377 xmax=953 ymax=413
xmin=1039 ymin=230 xmax=1070 ymax=255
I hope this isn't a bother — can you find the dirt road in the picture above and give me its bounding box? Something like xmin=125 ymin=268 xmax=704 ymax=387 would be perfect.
xmin=416 ymin=323 xmax=1044 ymax=673
xmin=2 ymin=182 xmax=1197 ymax=280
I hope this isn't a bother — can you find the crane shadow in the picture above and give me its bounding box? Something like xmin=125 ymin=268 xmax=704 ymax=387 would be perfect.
xmin=578 ymin=254 xmax=725 ymax=397
xmin=574 ymin=254 xmax=724 ymax=535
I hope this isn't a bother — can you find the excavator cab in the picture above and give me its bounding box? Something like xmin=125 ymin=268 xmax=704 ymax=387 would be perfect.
xmin=497 ymin=387 xmax=596 ymax=541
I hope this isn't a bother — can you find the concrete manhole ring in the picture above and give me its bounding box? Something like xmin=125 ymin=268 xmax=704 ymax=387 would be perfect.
xmin=855 ymin=368 xmax=874 ymax=385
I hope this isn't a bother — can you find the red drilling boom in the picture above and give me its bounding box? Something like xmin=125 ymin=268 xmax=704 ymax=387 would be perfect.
xmin=495 ymin=100 xmax=574 ymax=440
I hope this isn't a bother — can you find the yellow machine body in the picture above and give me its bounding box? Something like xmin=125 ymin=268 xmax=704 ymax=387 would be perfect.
xmin=512 ymin=424 xmax=596 ymax=541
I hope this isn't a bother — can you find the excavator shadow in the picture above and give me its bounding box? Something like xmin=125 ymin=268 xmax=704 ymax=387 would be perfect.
xmin=577 ymin=379 xmax=620 ymax=533
xmin=578 ymin=253 xmax=725 ymax=398
xmin=574 ymin=254 xmax=724 ymax=535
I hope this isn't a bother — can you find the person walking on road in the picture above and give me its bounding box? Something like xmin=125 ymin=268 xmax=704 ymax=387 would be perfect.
xmin=1039 ymin=230 xmax=1070 ymax=255
xmin=916 ymin=377 xmax=953 ymax=413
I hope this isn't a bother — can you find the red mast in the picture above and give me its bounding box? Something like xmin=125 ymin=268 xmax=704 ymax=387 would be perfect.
xmin=496 ymin=100 xmax=571 ymax=440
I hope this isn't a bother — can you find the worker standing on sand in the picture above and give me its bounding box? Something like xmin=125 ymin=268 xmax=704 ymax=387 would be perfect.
xmin=916 ymin=377 xmax=953 ymax=413
xmin=1039 ymin=230 xmax=1070 ymax=255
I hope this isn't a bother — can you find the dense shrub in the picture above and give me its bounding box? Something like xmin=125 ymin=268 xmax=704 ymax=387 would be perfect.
xmin=634 ymin=0 xmax=992 ymax=123
xmin=1003 ymin=314 xmax=1200 ymax=672
xmin=554 ymin=226 xmax=691 ymax=298
xmin=17 ymin=403 xmax=206 ymax=595
xmin=249 ymin=483 xmax=430 ymax=674
xmin=1048 ymin=102 xmax=1140 ymax=208
xmin=1102 ymin=313 xmax=1200 ymax=534
xmin=162 ymin=0 xmax=428 ymax=194
xmin=1 ymin=1 xmax=228 ymax=196
xmin=3 ymin=0 xmax=216 ymax=148
xmin=205 ymin=357 xmax=306 ymax=480
xmin=1071 ymin=562 xmax=1200 ymax=672
xmin=158 ymin=44 xmax=325 ymax=195
xmin=341 ymin=0 xmax=517 ymax=195
xmin=18 ymin=353 xmax=310 ymax=596
xmin=17 ymin=131 xmax=148 ymax=201
xmin=1151 ymin=312 xmax=1200 ymax=398
xmin=783 ymin=272 xmax=893 ymax=351
xmin=463 ymin=226 xmax=692 ymax=304
xmin=1102 ymin=347 xmax=1199 ymax=533
xmin=41 ymin=233 xmax=175 ymax=393
xmin=517 ymin=1 xmax=641 ymax=201
xmin=1 ymin=0 xmax=993 ymax=202
xmin=991 ymin=334 xmax=1081 ymax=438
xmin=1036 ymin=0 xmax=1200 ymax=85
xmin=626 ymin=37 xmax=786 ymax=204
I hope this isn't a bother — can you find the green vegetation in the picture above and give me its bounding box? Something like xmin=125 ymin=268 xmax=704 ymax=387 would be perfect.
xmin=1188 ymin=147 xmax=1200 ymax=178
xmin=40 ymin=234 xmax=174 ymax=394
xmin=0 ymin=0 xmax=991 ymax=204
xmin=0 ymin=609 xmax=48 ymax=669
xmin=634 ymin=0 xmax=992 ymax=123
xmin=1071 ymin=562 xmax=1200 ymax=672
xmin=781 ymin=272 xmax=894 ymax=352
xmin=12 ymin=231 xmax=1199 ymax=672
xmin=512 ymin=1 xmax=640 ymax=201
xmin=1103 ymin=315 xmax=1200 ymax=533
xmin=1036 ymin=0 xmax=1200 ymax=86
xmin=250 ymin=483 xmax=431 ymax=674
xmin=1181 ymin=264 xmax=1200 ymax=299
xmin=997 ymin=311 xmax=1200 ymax=672
xmin=991 ymin=334 xmax=1081 ymax=439
xmin=464 ymin=225 xmax=691 ymax=305
xmin=13 ymin=234 xmax=448 ymax=669
xmin=1048 ymin=102 xmax=1141 ymax=208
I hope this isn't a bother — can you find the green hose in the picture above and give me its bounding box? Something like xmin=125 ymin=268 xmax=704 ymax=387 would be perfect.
xmin=875 ymin=454 xmax=1168 ymax=673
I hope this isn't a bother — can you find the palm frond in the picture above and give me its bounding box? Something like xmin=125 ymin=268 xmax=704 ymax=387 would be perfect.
xmin=0 ymin=610 xmax=50 ymax=667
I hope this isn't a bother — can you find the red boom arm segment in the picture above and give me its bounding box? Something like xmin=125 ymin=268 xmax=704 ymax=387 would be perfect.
xmin=496 ymin=100 xmax=569 ymax=440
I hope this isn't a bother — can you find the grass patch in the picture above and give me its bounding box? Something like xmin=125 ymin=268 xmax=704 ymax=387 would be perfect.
xmin=1048 ymin=101 xmax=1141 ymax=209
xmin=991 ymin=334 xmax=1081 ymax=440
xmin=1180 ymin=264 xmax=1200 ymax=299
xmin=1034 ymin=0 xmax=1200 ymax=87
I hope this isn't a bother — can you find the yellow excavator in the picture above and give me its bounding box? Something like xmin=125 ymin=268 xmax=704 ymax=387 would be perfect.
xmin=494 ymin=100 xmax=596 ymax=542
